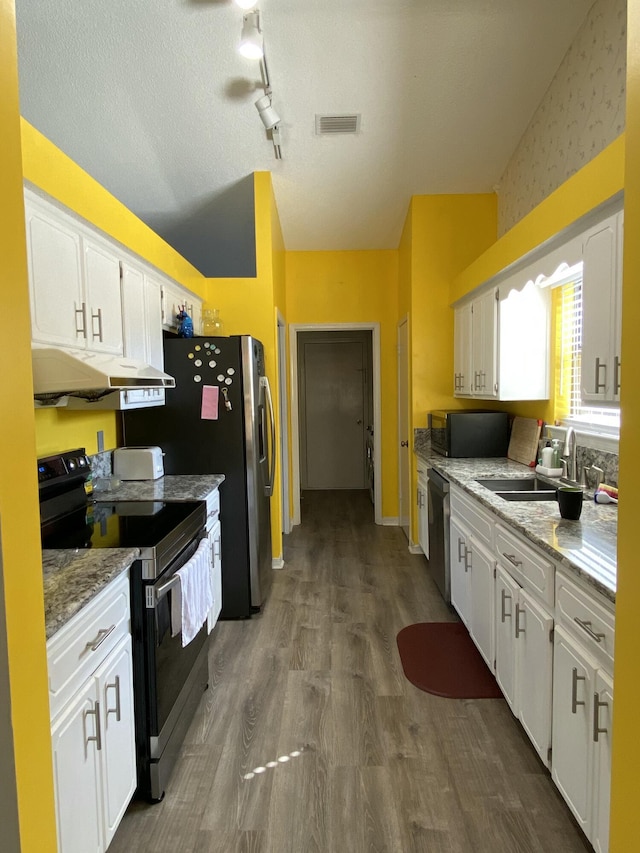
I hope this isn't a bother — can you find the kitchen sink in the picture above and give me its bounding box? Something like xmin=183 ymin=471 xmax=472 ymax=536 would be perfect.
xmin=475 ymin=477 xmax=558 ymax=501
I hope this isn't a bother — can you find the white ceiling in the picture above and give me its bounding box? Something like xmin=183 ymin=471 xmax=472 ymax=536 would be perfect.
xmin=15 ymin=0 xmax=594 ymax=274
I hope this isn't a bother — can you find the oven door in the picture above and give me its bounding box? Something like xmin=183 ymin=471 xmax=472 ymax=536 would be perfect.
xmin=131 ymin=530 xmax=209 ymax=797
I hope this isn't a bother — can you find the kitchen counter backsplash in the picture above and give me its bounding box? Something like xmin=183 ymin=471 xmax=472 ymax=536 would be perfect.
xmin=576 ymin=445 xmax=618 ymax=488
xmin=90 ymin=450 xmax=113 ymax=485
xmin=414 ymin=429 xmax=430 ymax=455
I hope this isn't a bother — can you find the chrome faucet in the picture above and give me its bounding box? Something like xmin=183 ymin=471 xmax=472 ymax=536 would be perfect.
xmin=562 ymin=427 xmax=577 ymax=483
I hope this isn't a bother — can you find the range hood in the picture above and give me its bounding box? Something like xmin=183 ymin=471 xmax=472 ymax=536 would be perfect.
xmin=32 ymin=347 xmax=176 ymax=402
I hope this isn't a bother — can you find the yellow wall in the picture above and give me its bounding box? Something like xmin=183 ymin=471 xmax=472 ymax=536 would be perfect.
xmin=452 ymin=136 xmax=625 ymax=304
xmin=285 ymin=250 xmax=399 ymax=519
xmin=0 ymin=3 xmax=57 ymax=849
xmin=400 ymin=194 xmax=497 ymax=538
xmin=609 ymin=1 xmax=640 ymax=847
xmin=205 ymin=173 xmax=284 ymax=559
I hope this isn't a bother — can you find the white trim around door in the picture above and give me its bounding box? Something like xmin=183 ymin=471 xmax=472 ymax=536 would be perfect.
xmin=289 ymin=323 xmax=382 ymax=526
xmin=277 ymin=311 xmax=291 ymax=535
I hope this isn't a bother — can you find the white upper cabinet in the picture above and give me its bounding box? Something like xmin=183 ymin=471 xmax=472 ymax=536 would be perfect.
xmin=161 ymin=280 xmax=203 ymax=335
xmin=581 ymin=211 xmax=623 ymax=405
xmin=25 ymin=192 xmax=123 ymax=355
xmin=454 ymin=282 xmax=550 ymax=400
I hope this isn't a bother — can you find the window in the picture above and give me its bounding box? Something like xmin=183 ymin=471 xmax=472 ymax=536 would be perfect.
xmin=558 ymin=273 xmax=620 ymax=435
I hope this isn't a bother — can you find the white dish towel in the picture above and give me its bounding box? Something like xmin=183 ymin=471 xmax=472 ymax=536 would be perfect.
xmin=170 ymin=539 xmax=213 ymax=646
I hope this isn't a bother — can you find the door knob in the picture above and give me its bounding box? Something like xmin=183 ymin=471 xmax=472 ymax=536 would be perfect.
xmin=356 ymin=419 xmax=363 ymax=425
xmin=401 ymin=440 xmax=408 ymax=447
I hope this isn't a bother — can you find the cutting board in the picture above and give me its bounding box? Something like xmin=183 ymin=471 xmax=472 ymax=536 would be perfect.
xmin=508 ymin=417 xmax=543 ymax=467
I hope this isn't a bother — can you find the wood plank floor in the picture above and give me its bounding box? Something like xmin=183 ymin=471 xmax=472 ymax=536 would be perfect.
xmin=109 ymin=490 xmax=591 ymax=853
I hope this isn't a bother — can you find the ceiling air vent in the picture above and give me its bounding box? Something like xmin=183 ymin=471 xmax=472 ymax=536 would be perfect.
xmin=315 ymin=113 xmax=361 ymax=135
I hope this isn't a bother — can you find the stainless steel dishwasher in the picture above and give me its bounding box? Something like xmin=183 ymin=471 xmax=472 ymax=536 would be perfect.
xmin=427 ymin=469 xmax=451 ymax=603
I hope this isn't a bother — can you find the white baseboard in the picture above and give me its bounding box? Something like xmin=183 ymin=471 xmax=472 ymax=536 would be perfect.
xmin=408 ymin=544 xmax=423 ymax=555
xmin=382 ymin=516 xmax=399 ymax=526
xmin=272 ymin=557 xmax=285 ymax=570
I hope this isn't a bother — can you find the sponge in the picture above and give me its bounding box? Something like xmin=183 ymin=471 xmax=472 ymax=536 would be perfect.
xmin=597 ymin=483 xmax=618 ymax=499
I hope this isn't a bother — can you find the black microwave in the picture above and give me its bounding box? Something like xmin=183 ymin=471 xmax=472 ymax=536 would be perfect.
xmin=429 ymin=410 xmax=509 ymax=458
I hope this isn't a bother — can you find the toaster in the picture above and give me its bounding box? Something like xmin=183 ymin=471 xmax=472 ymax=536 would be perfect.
xmin=113 ymin=446 xmax=165 ymax=480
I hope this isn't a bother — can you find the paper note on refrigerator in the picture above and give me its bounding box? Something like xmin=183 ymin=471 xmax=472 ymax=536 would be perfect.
xmin=201 ymin=385 xmax=219 ymax=420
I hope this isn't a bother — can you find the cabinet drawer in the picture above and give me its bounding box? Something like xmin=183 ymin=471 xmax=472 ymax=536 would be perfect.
xmin=495 ymin=523 xmax=555 ymax=607
xmin=47 ymin=572 xmax=131 ymax=720
xmin=555 ymin=570 xmax=615 ymax=673
xmin=450 ymin=485 xmax=493 ymax=547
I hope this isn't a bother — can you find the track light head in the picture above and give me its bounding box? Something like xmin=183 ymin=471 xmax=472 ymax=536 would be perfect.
xmin=255 ymin=94 xmax=280 ymax=130
xmin=239 ymin=11 xmax=263 ymax=59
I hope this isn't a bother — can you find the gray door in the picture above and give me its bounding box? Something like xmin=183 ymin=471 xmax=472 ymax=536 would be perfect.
xmin=299 ymin=331 xmax=371 ymax=490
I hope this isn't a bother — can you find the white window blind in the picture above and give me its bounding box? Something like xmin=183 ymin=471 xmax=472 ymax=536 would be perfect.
xmin=559 ymin=278 xmax=620 ymax=433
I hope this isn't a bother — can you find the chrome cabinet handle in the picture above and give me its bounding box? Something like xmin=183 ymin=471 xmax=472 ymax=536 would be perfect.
xmin=595 ymin=357 xmax=607 ymax=393
xmin=514 ymin=603 xmax=524 ymax=638
xmin=106 ymin=675 xmax=121 ymax=722
xmin=457 ymin=537 xmax=465 ymax=562
xmin=571 ymin=667 xmax=586 ymax=714
xmin=502 ymin=552 xmax=522 ymax=568
xmin=91 ymin=307 xmax=103 ymax=342
xmin=614 ymin=356 xmax=621 ymax=394
xmin=86 ymin=624 xmax=116 ymax=652
xmin=75 ymin=302 xmax=87 ymax=338
xmin=593 ymin=692 xmax=609 ymax=743
xmin=85 ymin=701 xmax=102 ymax=751
xmin=500 ymin=589 xmax=512 ymax=623
xmin=464 ymin=547 xmax=472 ymax=573
xmin=574 ymin=617 xmax=605 ymax=643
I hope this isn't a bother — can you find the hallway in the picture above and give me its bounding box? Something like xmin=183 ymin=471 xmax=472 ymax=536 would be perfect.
xmin=109 ymin=490 xmax=590 ymax=852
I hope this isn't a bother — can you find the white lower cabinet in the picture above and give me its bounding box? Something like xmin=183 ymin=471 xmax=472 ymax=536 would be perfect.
xmin=450 ymin=515 xmax=471 ymax=628
xmin=449 ymin=514 xmax=494 ymax=668
xmin=552 ymin=568 xmax=615 ymax=853
xmin=48 ymin=573 xmax=136 ymax=853
xmin=416 ymin=466 xmax=429 ymax=557
xmin=495 ymin=565 xmax=553 ymax=765
xmin=207 ymin=518 xmax=222 ymax=632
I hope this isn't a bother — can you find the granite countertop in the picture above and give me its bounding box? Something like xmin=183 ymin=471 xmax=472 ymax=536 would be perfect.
xmin=44 ymin=475 xmax=225 ymax=640
xmin=415 ymin=448 xmax=617 ymax=602
xmin=43 ymin=548 xmax=139 ymax=641
xmin=93 ymin=473 xmax=225 ymax=503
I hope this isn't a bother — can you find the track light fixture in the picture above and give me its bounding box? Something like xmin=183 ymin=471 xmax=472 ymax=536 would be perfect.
xmin=238 ymin=11 xmax=263 ymax=60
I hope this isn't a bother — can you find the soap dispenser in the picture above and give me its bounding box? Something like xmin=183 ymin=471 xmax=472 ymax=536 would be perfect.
xmin=541 ymin=441 xmax=554 ymax=468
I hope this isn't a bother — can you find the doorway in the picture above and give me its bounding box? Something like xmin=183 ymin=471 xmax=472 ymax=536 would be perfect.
xmin=298 ymin=330 xmax=372 ymax=491
xmin=290 ymin=323 xmax=382 ymax=526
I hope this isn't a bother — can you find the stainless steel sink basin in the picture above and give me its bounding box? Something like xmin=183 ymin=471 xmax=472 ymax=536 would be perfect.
xmin=475 ymin=477 xmax=558 ymax=501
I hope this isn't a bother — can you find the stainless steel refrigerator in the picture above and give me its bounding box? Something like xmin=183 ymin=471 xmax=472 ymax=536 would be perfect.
xmin=122 ymin=335 xmax=275 ymax=618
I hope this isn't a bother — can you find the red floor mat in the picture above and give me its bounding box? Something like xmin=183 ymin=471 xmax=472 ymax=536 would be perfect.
xmin=396 ymin=622 xmax=503 ymax=699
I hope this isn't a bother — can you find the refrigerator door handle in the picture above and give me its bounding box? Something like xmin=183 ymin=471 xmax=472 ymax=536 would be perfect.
xmin=261 ymin=375 xmax=276 ymax=497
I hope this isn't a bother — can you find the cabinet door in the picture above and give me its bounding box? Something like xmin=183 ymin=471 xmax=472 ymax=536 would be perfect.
xmin=592 ymin=670 xmax=613 ymax=853
xmin=96 ymin=636 xmax=136 ymax=849
xmin=417 ymin=474 xmax=429 ymax=557
xmin=454 ymin=303 xmax=472 ymax=395
xmin=494 ymin=565 xmax=518 ymax=711
xmin=581 ymin=215 xmax=618 ymax=403
xmin=82 ymin=236 xmax=123 ymax=354
xmin=472 ymin=289 xmax=497 ymax=397
xmin=144 ymin=274 xmax=165 ymax=370
xmin=469 ymin=539 xmax=494 ymax=669
xmin=516 ymin=589 xmax=553 ymax=765
xmin=552 ymin=626 xmax=595 ymax=836
xmin=207 ymin=519 xmax=223 ymax=632
xmin=121 ymin=263 xmax=146 ymax=361
xmin=450 ymin=517 xmax=471 ymax=626
xmin=26 ymin=199 xmax=85 ymax=348
xmin=51 ymin=682 xmax=103 ymax=853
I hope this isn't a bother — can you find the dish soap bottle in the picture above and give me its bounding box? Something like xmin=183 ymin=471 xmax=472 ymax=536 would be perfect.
xmin=541 ymin=441 xmax=554 ymax=468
